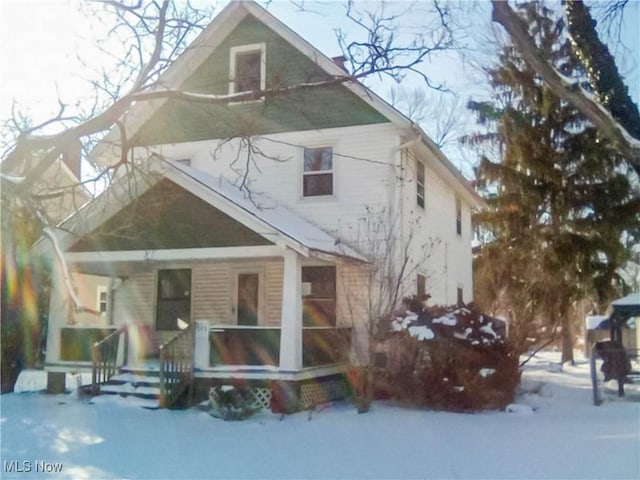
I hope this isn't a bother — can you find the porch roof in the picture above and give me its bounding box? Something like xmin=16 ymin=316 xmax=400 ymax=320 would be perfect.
xmin=34 ymin=157 xmax=366 ymax=266
xmin=162 ymin=159 xmax=366 ymax=261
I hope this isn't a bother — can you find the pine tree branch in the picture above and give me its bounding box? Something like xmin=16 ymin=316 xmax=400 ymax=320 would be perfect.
xmin=491 ymin=0 xmax=640 ymax=175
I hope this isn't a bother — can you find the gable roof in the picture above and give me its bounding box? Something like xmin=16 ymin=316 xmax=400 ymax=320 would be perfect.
xmin=35 ymin=156 xmax=366 ymax=262
xmin=91 ymin=0 xmax=482 ymax=207
xmin=162 ymin=159 xmax=366 ymax=260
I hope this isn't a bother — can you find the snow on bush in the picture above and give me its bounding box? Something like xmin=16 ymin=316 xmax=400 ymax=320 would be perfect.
xmin=377 ymin=302 xmax=518 ymax=411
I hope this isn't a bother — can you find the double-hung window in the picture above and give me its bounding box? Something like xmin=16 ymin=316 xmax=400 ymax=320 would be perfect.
xmin=303 ymin=146 xmax=333 ymax=197
xmin=416 ymin=159 xmax=425 ymax=208
xmin=455 ymin=196 xmax=462 ymax=236
xmin=229 ymin=44 xmax=266 ymax=96
xmin=417 ymin=273 xmax=426 ymax=297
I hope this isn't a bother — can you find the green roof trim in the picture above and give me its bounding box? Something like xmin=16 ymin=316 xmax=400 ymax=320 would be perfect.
xmin=70 ymin=179 xmax=272 ymax=251
xmin=132 ymin=15 xmax=388 ymax=146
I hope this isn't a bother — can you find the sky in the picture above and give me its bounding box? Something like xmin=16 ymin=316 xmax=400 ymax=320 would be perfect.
xmin=0 ymin=0 xmax=638 ymax=176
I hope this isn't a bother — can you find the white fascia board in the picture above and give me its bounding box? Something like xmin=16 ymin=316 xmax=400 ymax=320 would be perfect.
xmin=66 ymin=245 xmax=286 ymax=264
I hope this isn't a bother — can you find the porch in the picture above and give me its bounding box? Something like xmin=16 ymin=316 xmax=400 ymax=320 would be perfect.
xmin=81 ymin=321 xmax=351 ymax=409
xmin=40 ymin=161 xmax=366 ymax=408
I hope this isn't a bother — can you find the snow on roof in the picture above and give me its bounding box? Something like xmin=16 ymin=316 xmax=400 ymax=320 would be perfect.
xmin=611 ymin=293 xmax=640 ymax=307
xmin=165 ymin=160 xmax=367 ymax=262
xmin=585 ymin=315 xmax=609 ymax=330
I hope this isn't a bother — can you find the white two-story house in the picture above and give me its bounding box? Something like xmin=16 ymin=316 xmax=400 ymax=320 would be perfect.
xmin=38 ymin=0 xmax=482 ymax=410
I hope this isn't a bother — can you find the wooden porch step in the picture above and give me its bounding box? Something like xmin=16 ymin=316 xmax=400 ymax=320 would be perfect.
xmin=91 ymin=393 xmax=160 ymax=410
xmin=94 ymin=366 xmax=162 ymax=409
xmin=100 ymin=383 xmax=160 ymax=398
xmin=110 ymin=372 xmax=161 ymax=386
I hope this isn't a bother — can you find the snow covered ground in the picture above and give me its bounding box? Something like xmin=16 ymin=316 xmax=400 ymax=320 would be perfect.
xmin=1 ymin=351 xmax=639 ymax=480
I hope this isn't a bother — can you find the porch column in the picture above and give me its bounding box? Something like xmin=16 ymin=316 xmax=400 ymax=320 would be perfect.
xmin=194 ymin=320 xmax=211 ymax=369
xmin=279 ymin=248 xmax=302 ymax=370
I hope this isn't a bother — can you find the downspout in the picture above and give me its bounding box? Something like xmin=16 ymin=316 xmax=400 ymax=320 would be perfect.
xmin=394 ymin=132 xmax=421 ymax=283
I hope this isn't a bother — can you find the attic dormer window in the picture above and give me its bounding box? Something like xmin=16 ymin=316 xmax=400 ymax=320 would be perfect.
xmin=229 ymin=43 xmax=266 ymax=97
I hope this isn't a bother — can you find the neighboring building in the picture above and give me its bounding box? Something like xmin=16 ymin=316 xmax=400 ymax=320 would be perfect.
xmin=1 ymin=139 xmax=96 ymax=392
xmin=36 ymin=0 xmax=483 ymax=409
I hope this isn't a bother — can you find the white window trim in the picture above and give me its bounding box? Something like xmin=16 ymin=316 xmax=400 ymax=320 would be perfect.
xmin=96 ymin=286 xmax=108 ymax=314
xmin=301 ymin=145 xmax=336 ymax=199
xmin=229 ymin=43 xmax=266 ymax=99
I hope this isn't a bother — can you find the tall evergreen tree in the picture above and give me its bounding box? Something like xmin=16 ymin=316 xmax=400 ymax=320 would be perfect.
xmin=468 ymin=2 xmax=639 ymax=363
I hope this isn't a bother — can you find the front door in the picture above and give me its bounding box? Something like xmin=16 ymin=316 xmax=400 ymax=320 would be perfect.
xmin=236 ymin=272 xmax=261 ymax=326
xmin=156 ymin=269 xmax=191 ymax=331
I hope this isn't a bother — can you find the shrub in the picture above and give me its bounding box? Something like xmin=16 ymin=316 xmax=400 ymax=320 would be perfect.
xmin=208 ymin=385 xmax=261 ymax=420
xmin=375 ymin=303 xmax=520 ymax=411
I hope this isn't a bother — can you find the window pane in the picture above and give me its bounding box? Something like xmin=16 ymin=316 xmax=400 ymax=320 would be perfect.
xmin=302 ymin=266 xmax=336 ymax=327
xmin=417 ymin=161 xmax=425 ymax=208
xmin=235 ymin=51 xmax=261 ymax=92
xmin=302 ymin=266 xmax=336 ymax=297
xmin=303 ymin=173 xmax=333 ymax=196
xmin=304 ymin=147 xmax=332 ymax=172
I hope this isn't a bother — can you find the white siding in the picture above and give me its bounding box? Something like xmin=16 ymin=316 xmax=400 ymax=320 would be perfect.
xmin=192 ymin=262 xmax=232 ymax=323
xmin=399 ymin=149 xmax=475 ymax=306
xmin=122 ymin=122 xmax=475 ymax=319
xmin=337 ymin=260 xmax=372 ymax=366
xmin=264 ymin=261 xmax=284 ymax=326
xmin=150 ymin=123 xmax=401 ymax=238
xmin=112 ymin=273 xmax=155 ymax=327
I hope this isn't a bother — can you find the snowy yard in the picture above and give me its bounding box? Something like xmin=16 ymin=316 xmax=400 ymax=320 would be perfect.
xmin=1 ymin=352 xmax=639 ymax=480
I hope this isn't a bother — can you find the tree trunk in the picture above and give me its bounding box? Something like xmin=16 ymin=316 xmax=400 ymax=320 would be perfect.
xmin=561 ymin=314 xmax=574 ymax=365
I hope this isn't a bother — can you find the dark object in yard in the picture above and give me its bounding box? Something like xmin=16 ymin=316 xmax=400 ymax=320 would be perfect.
xmin=595 ymin=341 xmax=631 ymax=382
xmin=208 ymin=385 xmax=260 ymax=420
xmin=590 ymin=293 xmax=639 ymax=405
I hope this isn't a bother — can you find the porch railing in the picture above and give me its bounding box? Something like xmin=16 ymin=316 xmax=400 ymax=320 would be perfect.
xmin=206 ymin=325 xmax=352 ymax=368
xmin=209 ymin=327 xmax=281 ymax=366
xmin=92 ymin=326 xmax=128 ymax=393
xmin=159 ymin=324 xmax=195 ymax=408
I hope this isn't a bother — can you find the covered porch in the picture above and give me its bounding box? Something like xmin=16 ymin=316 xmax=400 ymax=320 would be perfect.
xmin=40 ymin=159 xmax=366 ymax=406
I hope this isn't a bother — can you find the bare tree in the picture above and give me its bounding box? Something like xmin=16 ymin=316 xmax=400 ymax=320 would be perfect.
xmin=340 ymin=206 xmax=439 ymax=411
xmin=389 ymin=86 xmax=463 ymax=149
xmin=1 ymin=0 xmax=458 ymax=310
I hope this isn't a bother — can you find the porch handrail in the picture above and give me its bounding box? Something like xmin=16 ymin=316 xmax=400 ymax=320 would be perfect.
xmin=159 ymin=324 xmax=195 ymax=408
xmin=92 ymin=325 xmax=128 ymax=393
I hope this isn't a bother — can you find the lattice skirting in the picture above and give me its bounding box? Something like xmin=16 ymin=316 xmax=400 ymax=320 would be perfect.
xmin=247 ymin=387 xmax=272 ymax=410
xmin=300 ymin=378 xmax=351 ymax=409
